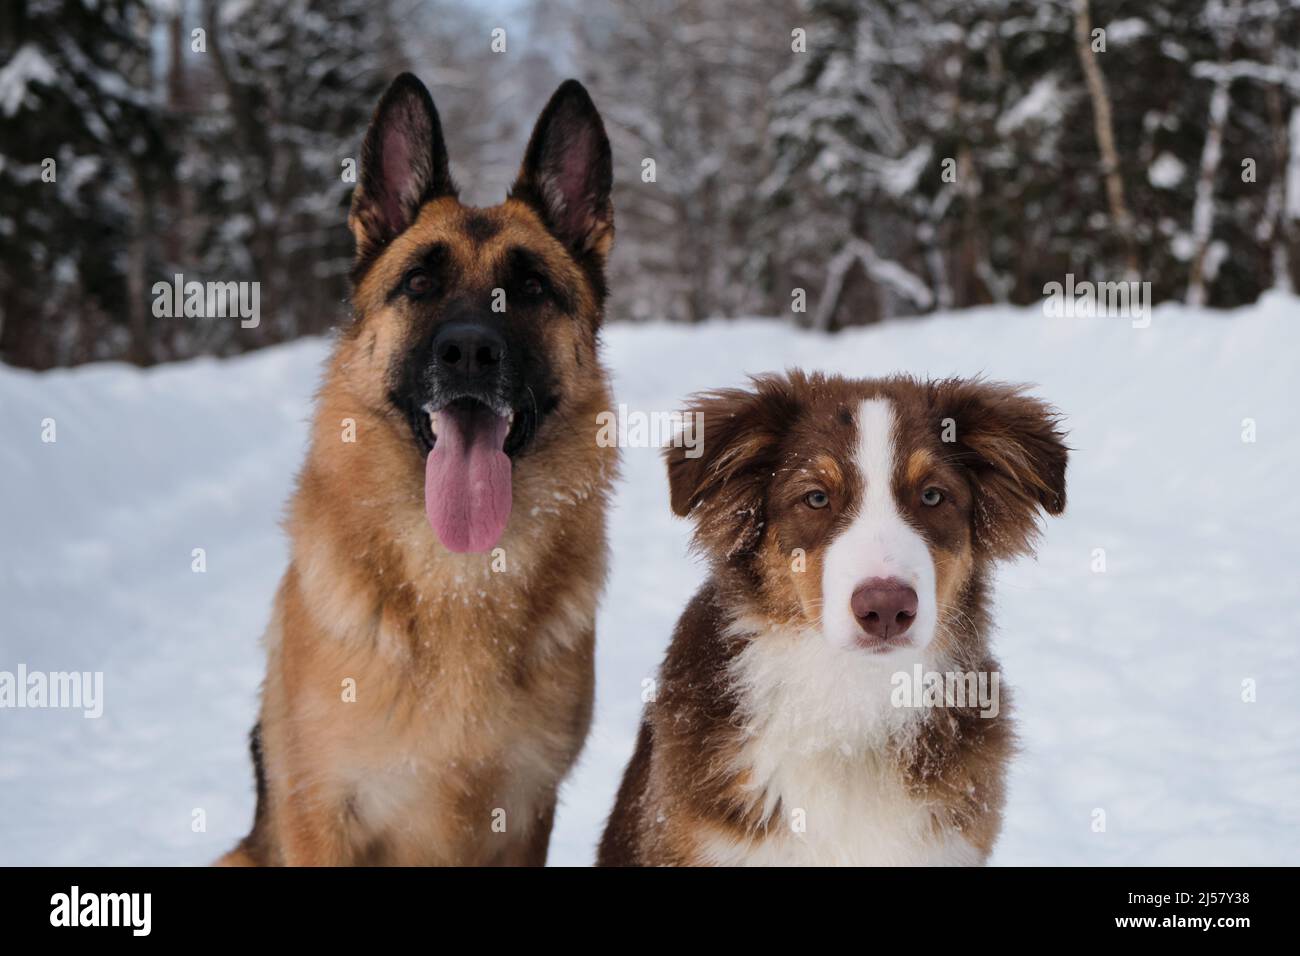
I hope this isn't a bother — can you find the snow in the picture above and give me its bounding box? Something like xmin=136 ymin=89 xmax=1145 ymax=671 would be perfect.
xmin=0 ymin=44 xmax=57 ymax=118
xmin=813 ymin=238 xmax=934 ymax=330
xmin=996 ymin=74 xmax=1067 ymax=136
xmin=1103 ymin=18 xmax=1149 ymax=46
xmin=3 ymin=298 xmax=1299 ymax=866
xmin=1148 ymin=151 xmax=1186 ymax=189
xmin=880 ymin=144 xmax=932 ymax=199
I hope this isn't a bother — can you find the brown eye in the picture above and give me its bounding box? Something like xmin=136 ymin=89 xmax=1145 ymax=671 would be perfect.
xmin=403 ymin=269 xmax=433 ymax=296
xmin=804 ymin=490 xmax=830 ymax=510
xmin=921 ymin=487 xmax=943 ymax=507
xmin=522 ymin=274 xmax=545 ymax=297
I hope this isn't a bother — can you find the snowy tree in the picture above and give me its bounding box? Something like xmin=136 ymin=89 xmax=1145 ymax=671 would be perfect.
xmin=759 ymin=0 xmax=945 ymax=327
xmin=187 ymin=0 xmax=391 ymax=351
xmin=4 ymin=0 xmax=1299 ymax=369
xmin=761 ymin=0 xmax=1300 ymax=324
xmin=185 ymin=0 xmax=527 ymax=352
xmin=1074 ymin=0 xmax=1138 ymax=279
xmin=0 ymin=0 xmax=174 ymax=367
xmin=759 ymin=0 xmax=1082 ymax=327
xmin=537 ymin=0 xmax=799 ymax=323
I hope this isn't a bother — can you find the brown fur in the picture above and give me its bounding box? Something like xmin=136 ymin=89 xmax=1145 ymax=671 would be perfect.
xmin=218 ymin=75 xmax=617 ymax=866
xmin=599 ymin=372 xmax=1067 ymax=866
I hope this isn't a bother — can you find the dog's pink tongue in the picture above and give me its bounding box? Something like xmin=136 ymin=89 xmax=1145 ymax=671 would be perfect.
xmin=424 ymin=405 xmax=512 ymax=553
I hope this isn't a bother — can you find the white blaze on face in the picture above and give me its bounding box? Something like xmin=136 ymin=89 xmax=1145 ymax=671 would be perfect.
xmin=821 ymin=398 xmax=937 ymax=653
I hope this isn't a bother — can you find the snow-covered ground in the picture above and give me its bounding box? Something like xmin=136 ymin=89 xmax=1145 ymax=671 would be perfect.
xmin=2 ymin=297 xmax=1299 ymax=866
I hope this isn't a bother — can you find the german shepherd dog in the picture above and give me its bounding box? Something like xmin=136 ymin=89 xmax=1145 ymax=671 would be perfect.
xmin=217 ymin=74 xmax=617 ymax=865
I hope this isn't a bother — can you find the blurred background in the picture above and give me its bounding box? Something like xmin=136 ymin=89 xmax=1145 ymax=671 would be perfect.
xmin=1 ymin=0 xmax=1298 ymax=369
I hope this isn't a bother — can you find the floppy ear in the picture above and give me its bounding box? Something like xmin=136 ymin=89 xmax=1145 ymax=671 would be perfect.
xmin=666 ymin=375 xmax=799 ymax=562
xmin=930 ymin=379 xmax=1069 ymax=559
xmin=349 ymin=73 xmax=455 ymax=269
xmin=511 ymin=79 xmax=614 ymax=260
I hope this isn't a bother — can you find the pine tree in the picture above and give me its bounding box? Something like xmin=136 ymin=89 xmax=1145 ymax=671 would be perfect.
xmin=0 ymin=0 xmax=173 ymax=367
xmin=190 ymin=0 xmax=390 ymax=351
xmin=540 ymin=0 xmax=799 ymax=323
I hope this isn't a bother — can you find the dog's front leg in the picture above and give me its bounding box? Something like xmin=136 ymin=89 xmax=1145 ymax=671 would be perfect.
xmin=278 ymin=782 xmax=353 ymax=866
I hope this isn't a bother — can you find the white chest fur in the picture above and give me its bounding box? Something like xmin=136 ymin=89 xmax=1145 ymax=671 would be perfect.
xmin=705 ymin=619 xmax=984 ymax=867
xmin=695 ymin=749 xmax=982 ymax=866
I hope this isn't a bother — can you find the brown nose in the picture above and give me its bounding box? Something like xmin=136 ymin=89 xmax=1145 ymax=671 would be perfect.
xmin=851 ymin=577 xmax=918 ymax=641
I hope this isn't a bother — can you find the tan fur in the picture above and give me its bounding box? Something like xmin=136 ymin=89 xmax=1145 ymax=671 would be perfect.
xmin=218 ymin=77 xmax=618 ymax=865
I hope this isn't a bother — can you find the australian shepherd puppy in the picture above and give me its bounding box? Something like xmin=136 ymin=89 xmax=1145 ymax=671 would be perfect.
xmin=598 ymin=372 xmax=1068 ymax=866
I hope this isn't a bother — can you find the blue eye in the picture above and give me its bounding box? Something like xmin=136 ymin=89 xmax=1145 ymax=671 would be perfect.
xmin=921 ymin=487 xmax=943 ymax=507
xmin=804 ymin=490 xmax=830 ymax=509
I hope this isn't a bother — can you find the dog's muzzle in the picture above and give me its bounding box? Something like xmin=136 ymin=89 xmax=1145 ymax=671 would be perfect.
xmin=431 ymin=321 xmax=507 ymax=398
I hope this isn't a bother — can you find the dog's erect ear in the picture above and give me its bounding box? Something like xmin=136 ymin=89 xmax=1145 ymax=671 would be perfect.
xmin=349 ymin=73 xmax=455 ymax=268
xmin=665 ymin=375 xmax=799 ymax=563
xmin=929 ymin=379 xmax=1069 ymax=559
xmin=512 ymin=80 xmax=614 ymax=260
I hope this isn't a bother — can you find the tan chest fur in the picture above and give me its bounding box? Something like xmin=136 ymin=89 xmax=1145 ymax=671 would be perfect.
xmin=250 ymin=365 xmax=615 ymax=866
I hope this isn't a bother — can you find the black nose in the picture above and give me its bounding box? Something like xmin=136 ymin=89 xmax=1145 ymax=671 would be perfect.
xmin=433 ymin=322 xmax=505 ymax=380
